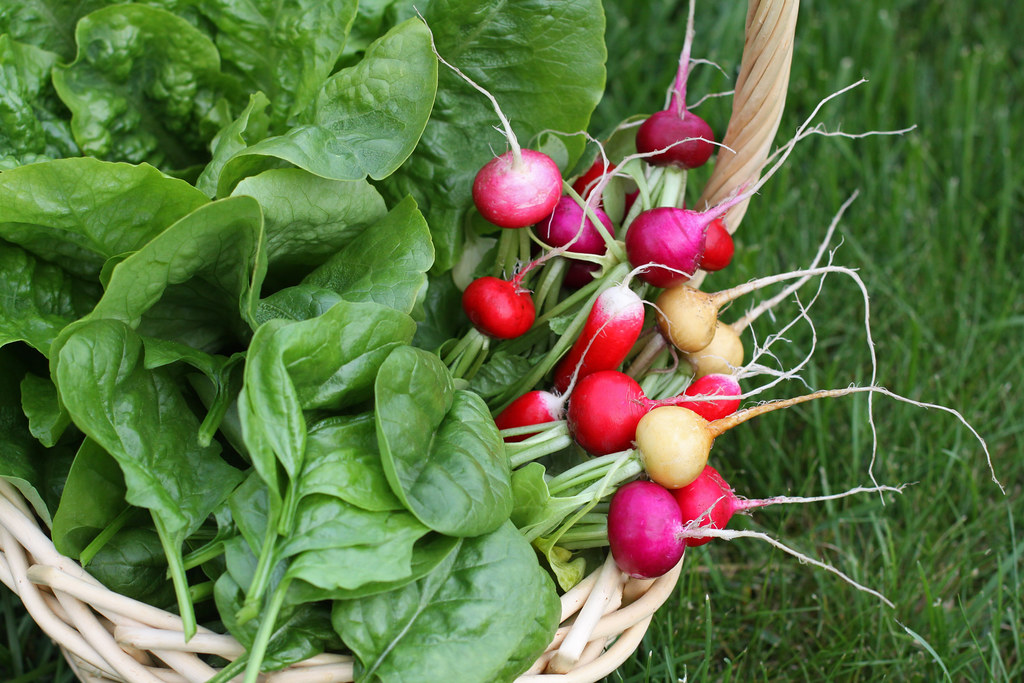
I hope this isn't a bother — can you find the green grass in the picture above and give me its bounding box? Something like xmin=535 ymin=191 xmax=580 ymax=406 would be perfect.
xmin=3 ymin=1 xmax=1022 ymax=682
xmin=597 ymin=0 xmax=1023 ymax=681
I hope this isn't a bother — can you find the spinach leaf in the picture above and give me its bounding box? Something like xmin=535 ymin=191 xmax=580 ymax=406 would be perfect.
xmin=20 ymin=372 xmax=71 ymax=447
xmin=86 ymin=195 xmax=267 ymax=340
xmin=375 ymin=346 xmax=512 ymax=536
xmin=51 ymin=4 xmax=236 ymax=170
xmin=51 ymin=438 xmax=127 ymax=560
xmin=0 ymin=242 xmax=99 ymax=355
xmin=302 ymin=196 xmax=434 ymax=314
xmin=216 ymin=17 xmax=437 ymax=195
xmin=0 ymin=158 xmax=209 ymax=279
xmin=231 ymin=168 xmax=388 ymax=288
xmin=197 ymin=0 xmax=359 ymax=129
xmin=0 ymin=35 xmax=78 ymax=166
xmin=332 ymin=521 xmax=560 ymax=683
xmin=379 ymin=0 xmax=608 ymax=271
xmin=87 ymin=526 xmax=177 ymax=608
xmin=0 ymin=1 xmax=109 ymax=60
xmin=255 ymin=285 xmax=347 ymax=324
xmin=196 ymin=92 xmax=274 ymax=198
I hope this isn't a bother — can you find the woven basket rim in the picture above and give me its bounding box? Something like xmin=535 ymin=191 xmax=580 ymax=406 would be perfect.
xmin=0 ymin=1 xmax=799 ymax=680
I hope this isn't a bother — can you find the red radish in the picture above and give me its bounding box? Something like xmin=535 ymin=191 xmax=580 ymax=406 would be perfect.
xmin=473 ymin=149 xmax=563 ymax=229
xmin=571 ymin=159 xmax=616 ymax=200
xmin=493 ymin=390 xmax=563 ymax=442
xmin=653 ymin=373 xmax=741 ymax=421
xmin=566 ymin=370 xmax=648 ymax=456
xmin=461 ymin=275 xmax=535 ymax=339
xmin=634 ymin=0 xmax=714 ymax=170
xmin=553 ymin=284 xmax=645 ymax=393
xmin=636 ymin=386 xmax=876 ymax=489
xmin=607 ymin=480 xmax=686 ymax=579
xmin=699 ymin=217 xmax=734 ymax=271
xmin=563 ymin=260 xmax=601 ymax=289
xmin=537 ymin=196 xmax=614 ymax=257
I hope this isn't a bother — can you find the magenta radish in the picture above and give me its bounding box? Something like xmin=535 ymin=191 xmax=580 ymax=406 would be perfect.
xmin=493 ymin=390 xmax=563 ymax=442
xmin=636 ymin=386 xmax=872 ymax=489
xmin=633 ymin=0 xmax=714 ymax=169
xmin=461 ymin=275 xmax=535 ymax=339
xmin=472 ymin=149 xmax=563 ymax=229
xmin=566 ymin=370 xmax=648 ymax=456
xmin=699 ymin=217 xmax=734 ymax=271
xmin=537 ymin=196 xmax=613 ymax=255
xmin=553 ymin=284 xmax=645 ymax=393
xmin=653 ymin=373 xmax=741 ymax=421
xmin=607 ymin=480 xmax=686 ymax=579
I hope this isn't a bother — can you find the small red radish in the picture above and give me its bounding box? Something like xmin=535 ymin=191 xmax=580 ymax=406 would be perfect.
xmin=699 ymin=217 xmax=734 ymax=271
xmin=607 ymin=480 xmax=686 ymax=579
xmin=633 ymin=0 xmax=714 ymax=170
xmin=636 ymin=386 xmax=872 ymax=489
xmin=653 ymin=373 xmax=741 ymax=422
xmin=473 ymin=149 xmax=563 ymax=229
xmin=553 ymin=284 xmax=645 ymax=393
xmin=461 ymin=275 xmax=535 ymax=339
xmin=571 ymin=159 xmax=616 ymax=200
xmin=537 ymin=195 xmax=614 ymax=257
xmin=493 ymin=390 xmax=563 ymax=442
xmin=566 ymin=370 xmax=648 ymax=456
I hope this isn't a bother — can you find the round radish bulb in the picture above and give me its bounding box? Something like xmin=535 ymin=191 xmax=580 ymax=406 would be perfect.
xmin=537 ymin=196 xmax=612 ymax=255
xmin=635 ymin=109 xmax=715 ymax=169
xmin=567 ymin=370 xmax=648 ymax=455
xmin=461 ymin=276 xmax=535 ymax=340
xmin=493 ymin=390 xmax=563 ymax=442
xmin=653 ymin=373 xmax=741 ymax=421
xmin=699 ymin=217 xmax=734 ymax=271
xmin=472 ymin=149 xmax=563 ymax=229
xmin=635 ymin=405 xmax=713 ymax=489
xmin=563 ymin=260 xmax=601 ymax=288
xmin=571 ymin=159 xmax=616 ymax=200
xmin=672 ymin=465 xmax=740 ymax=546
xmin=608 ymin=480 xmax=685 ymax=579
xmin=624 ymin=207 xmax=708 ymax=288
xmin=686 ymin=321 xmax=745 ymax=378
xmin=655 ymin=283 xmax=719 ymax=352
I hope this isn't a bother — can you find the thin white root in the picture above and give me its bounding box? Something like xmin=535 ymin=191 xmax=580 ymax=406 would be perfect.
xmin=680 ymin=528 xmax=896 ymax=608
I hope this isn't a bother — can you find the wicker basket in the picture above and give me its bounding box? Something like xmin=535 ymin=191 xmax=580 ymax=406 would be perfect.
xmin=0 ymin=1 xmax=799 ymax=680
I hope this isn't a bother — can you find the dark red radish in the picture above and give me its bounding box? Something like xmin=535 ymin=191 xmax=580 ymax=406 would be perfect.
xmin=563 ymin=260 xmax=601 ymax=288
xmin=493 ymin=390 xmax=563 ymax=442
xmin=633 ymin=0 xmax=714 ymax=170
xmin=553 ymin=284 xmax=645 ymax=393
xmin=461 ymin=275 xmax=535 ymax=340
xmin=566 ymin=370 xmax=648 ymax=456
xmin=571 ymin=159 xmax=616 ymax=200
xmin=653 ymin=373 xmax=741 ymax=421
xmin=636 ymin=109 xmax=715 ymax=170
xmin=536 ymin=195 xmax=613 ymax=256
xmin=607 ymin=480 xmax=686 ymax=579
xmin=699 ymin=217 xmax=734 ymax=271
xmin=472 ymin=149 xmax=563 ymax=229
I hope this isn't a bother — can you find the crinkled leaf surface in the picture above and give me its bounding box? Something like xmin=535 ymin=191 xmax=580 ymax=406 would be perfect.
xmin=379 ymin=0 xmax=607 ymax=271
xmin=0 ymin=158 xmax=209 ymax=279
xmin=332 ymin=521 xmax=560 ymax=683
xmin=217 ymin=17 xmax=437 ymax=194
xmin=374 ymin=346 xmax=512 ymax=537
xmin=51 ymin=4 xmax=235 ymax=169
xmin=0 ymin=0 xmax=109 ymax=60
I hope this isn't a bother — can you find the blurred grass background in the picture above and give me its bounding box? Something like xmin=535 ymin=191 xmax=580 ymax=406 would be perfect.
xmin=3 ymin=0 xmax=1021 ymax=681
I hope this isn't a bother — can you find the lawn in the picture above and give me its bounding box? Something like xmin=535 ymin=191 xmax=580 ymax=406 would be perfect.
xmin=3 ymin=1 xmax=1022 ymax=682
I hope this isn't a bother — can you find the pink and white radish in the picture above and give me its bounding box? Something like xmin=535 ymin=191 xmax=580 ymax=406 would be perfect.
xmin=473 ymin=149 xmax=563 ymax=228
xmin=461 ymin=275 xmax=535 ymax=340
xmin=553 ymin=283 xmax=645 ymax=393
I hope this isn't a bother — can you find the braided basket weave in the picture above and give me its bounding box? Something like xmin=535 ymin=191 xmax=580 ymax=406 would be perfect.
xmin=0 ymin=1 xmax=799 ymax=680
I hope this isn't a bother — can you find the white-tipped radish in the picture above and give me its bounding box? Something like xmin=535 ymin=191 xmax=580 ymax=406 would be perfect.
xmin=553 ymin=283 xmax=645 ymax=393
xmin=493 ymin=390 xmax=563 ymax=442
xmin=473 ymin=149 xmax=563 ymax=229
